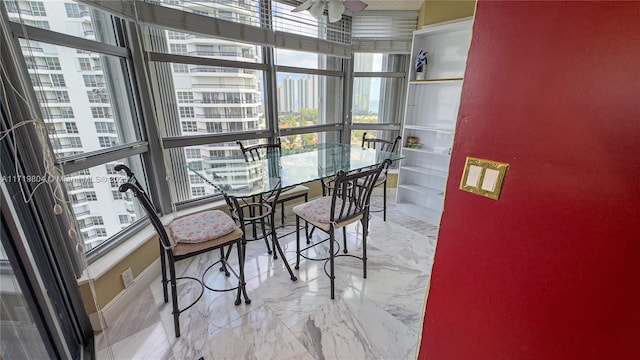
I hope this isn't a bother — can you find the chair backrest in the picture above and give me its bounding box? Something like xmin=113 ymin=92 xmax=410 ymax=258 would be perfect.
xmin=330 ymin=159 xmax=391 ymax=224
xmin=361 ymin=133 xmax=402 ymax=154
xmin=237 ymin=139 xmax=281 ymax=161
xmin=115 ymin=165 xmax=172 ymax=251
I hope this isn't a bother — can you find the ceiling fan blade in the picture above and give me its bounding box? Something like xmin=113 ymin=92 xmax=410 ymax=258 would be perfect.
xmin=343 ymin=0 xmax=368 ymax=13
xmin=308 ymin=0 xmax=326 ymax=19
xmin=328 ymin=1 xmax=345 ymax=23
xmin=292 ymin=0 xmax=315 ymax=12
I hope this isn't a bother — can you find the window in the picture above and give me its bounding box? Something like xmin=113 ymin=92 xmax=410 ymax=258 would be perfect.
xmin=350 ymin=53 xmax=407 ymax=145
xmin=112 ymin=190 xmax=124 ymax=200
xmin=179 ymin=106 xmax=194 ymax=118
xmin=33 ymin=20 xmax=50 ymax=29
xmin=87 ymin=91 xmax=108 ymax=103
xmin=94 ymin=228 xmax=107 ymax=237
xmin=44 ymin=57 xmax=61 ymax=70
xmin=191 ymin=187 xmax=205 ymax=197
xmin=6 ymin=0 xmax=409 ymax=261
xmin=65 ymin=3 xmax=82 ymax=18
xmin=78 ymin=58 xmax=91 ymax=71
xmin=177 ymin=91 xmax=193 ymax=103
xmin=83 ymin=75 xmax=102 ymax=87
xmin=69 ymin=137 xmax=82 ymax=147
xmin=60 ymin=107 xmax=74 ymax=118
xmin=65 ymin=122 xmax=78 ymax=133
xmin=173 ymin=63 xmax=188 ymax=73
xmin=185 ymin=148 xmax=200 ymax=159
xmin=95 ymin=122 xmax=115 ymax=133
xmin=29 ymin=1 xmax=46 ymax=16
xmin=169 ymin=44 xmax=187 ymax=55
xmin=98 ymin=136 xmax=118 ymax=147
xmin=167 ymin=31 xmax=186 ymax=40
xmin=189 ymin=174 xmax=204 ymax=184
xmin=118 ymin=215 xmax=130 ymax=224
xmin=181 ymin=121 xmax=197 ymax=132
xmin=50 ymin=74 xmax=66 ymax=87
xmin=91 ymin=107 xmax=111 ymax=118
xmin=206 ymin=122 xmax=221 ymax=133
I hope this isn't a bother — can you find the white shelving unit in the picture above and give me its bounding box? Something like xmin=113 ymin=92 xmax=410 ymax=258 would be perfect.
xmin=396 ymin=17 xmax=473 ymax=225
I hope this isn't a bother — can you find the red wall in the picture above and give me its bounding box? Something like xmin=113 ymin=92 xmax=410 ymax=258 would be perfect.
xmin=419 ymin=1 xmax=640 ymax=359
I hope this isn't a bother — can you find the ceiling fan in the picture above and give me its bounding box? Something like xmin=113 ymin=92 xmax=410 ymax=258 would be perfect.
xmin=292 ymin=0 xmax=369 ymax=23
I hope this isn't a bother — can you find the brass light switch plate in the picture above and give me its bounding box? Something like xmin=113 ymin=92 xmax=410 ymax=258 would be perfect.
xmin=460 ymin=157 xmax=509 ymax=200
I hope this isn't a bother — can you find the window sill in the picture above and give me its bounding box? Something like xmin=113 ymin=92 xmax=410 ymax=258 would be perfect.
xmin=77 ymin=199 xmax=228 ymax=285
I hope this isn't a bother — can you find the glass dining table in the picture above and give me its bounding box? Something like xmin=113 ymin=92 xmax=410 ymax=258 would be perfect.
xmin=187 ymin=142 xmax=404 ymax=199
xmin=187 ymin=142 xmax=404 ymax=282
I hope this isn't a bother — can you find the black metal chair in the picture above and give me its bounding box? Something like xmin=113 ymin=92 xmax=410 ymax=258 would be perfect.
xmin=361 ymin=133 xmax=402 ymax=221
xmin=293 ymin=159 xmax=390 ymax=299
xmin=116 ymin=165 xmax=250 ymax=338
xmin=222 ymin=185 xmax=298 ymax=282
xmin=237 ymin=140 xmax=310 ymax=236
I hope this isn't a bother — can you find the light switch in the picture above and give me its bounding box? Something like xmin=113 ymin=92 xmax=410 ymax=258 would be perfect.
xmin=481 ymin=168 xmax=499 ymax=191
xmin=459 ymin=157 xmax=509 ymax=200
xmin=465 ymin=165 xmax=483 ymax=187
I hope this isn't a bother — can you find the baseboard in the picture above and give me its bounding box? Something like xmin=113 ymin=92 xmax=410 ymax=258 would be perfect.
xmin=88 ymin=258 xmax=161 ymax=332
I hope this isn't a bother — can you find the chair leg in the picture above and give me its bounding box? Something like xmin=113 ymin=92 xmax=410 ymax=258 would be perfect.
xmin=363 ymin=211 xmax=369 ymax=279
xmin=219 ymin=247 xmax=230 ymax=276
xmin=169 ymin=261 xmax=180 ymax=338
xmin=236 ymin=238 xmax=251 ymax=305
xmin=160 ymin=243 xmax=168 ymax=303
xmin=329 ymin=227 xmax=335 ymax=300
xmin=295 ymin=216 xmax=300 ymax=270
xmin=280 ymin=201 xmax=285 ymax=228
xmin=272 ymin=227 xmax=297 ymax=282
xmin=342 ymin=227 xmax=348 ymax=253
xmin=260 ymin=216 xmax=277 ymax=260
xmin=383 ymin=180 xmax=387 ymax=222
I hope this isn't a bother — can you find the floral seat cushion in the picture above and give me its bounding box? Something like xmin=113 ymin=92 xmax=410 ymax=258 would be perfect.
xmin=293 ymin=196 xmax=342 ymax=224
xmin=168 ymin=210 xmax=237 ymax=244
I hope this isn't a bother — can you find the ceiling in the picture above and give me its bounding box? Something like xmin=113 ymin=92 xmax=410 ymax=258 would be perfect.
xmin=361 ymin=0 xmax=423 ymax=11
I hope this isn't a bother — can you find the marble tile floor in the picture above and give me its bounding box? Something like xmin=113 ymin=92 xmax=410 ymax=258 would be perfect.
xmin=95 ymin=198 xmax=439 ymax=360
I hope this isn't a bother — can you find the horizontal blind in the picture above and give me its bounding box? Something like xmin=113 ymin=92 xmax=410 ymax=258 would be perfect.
xmin=351 ymin=10 xmax=417 ymax=53
xmin=79 ymin=0 xmax=353 ymax=57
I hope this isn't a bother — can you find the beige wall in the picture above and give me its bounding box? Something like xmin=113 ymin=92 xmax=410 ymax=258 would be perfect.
xmin=418 ymin=0 xmax=476 ymax=28
xmin=80 ymin=235 xmax=160 ymax=313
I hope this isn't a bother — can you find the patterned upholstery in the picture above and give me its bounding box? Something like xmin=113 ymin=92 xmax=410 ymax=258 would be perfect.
xmin=292 ymin=196 xmax=362 ymax=231
xmin=168 ymin=210 xmax=237 ymax=244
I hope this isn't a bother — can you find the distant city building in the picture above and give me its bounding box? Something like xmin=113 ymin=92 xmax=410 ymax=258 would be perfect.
xmin=353 ymin=53 xmax=373 ymax=114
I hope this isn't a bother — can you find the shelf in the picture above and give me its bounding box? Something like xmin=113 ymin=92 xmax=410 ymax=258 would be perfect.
xmin=397 ymin=183 xmax=444 ymax=197
xmin=400 ymin=165 xmax=448 ymax=178
xmin=403 ymin=125 xmax=454 ymax=133
xmin=402 ymin=147 xmax=450 ymax=156
xmin=409 ymin=78 xmax=463 ymax=84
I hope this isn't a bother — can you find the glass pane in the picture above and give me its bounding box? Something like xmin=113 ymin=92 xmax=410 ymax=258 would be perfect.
xmin=352 ymin=77 xmax=404 ymax=123
xmin=0 ymin=244 xmax=49 ymax=359
xmin=281 ymin=131 xmax=341 ymax=152
xmin=275 ymin=49 xmax=342 ymax=70
xmin=6 ymin=0 xmax=118 ymax=45
xmin=155 ymin=62 xmax=266 ymax=138
xmin=142 ymin=26 xmax=262 ymax=63
xmin=64 ymin=156 xmax=146 ymax=252
xmin=19 ymin=42 xmax=139 ymax=160
xmin=276 ymin=72 xmax=342 ymax=128
xmin=354 ymin=53 xmax=407 ymax=72
xmin=169 ymin=140 xmax=270 ymax=202
xmin=156 ymin=0 xmax=261 ymax=27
